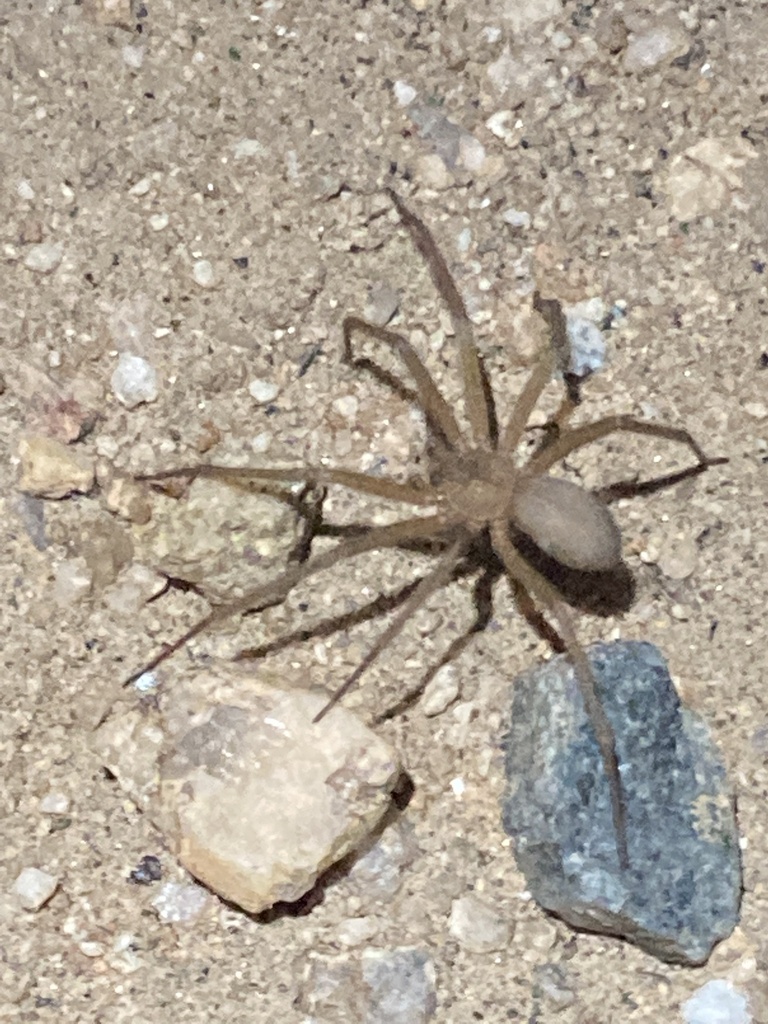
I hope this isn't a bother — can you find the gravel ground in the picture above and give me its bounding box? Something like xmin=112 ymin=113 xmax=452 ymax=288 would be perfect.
xmin=2 ymin=1 xmax=767 ymax=1021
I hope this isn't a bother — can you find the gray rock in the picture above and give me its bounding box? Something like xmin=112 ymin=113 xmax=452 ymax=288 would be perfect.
xmin=361 ymin=948 xmax=437 ymax=1024
xmin=502 ymin=641 xmax=741 ymax=966
xmin=299 ymin=948 xmax=436 ymax=1023
xmin=346 ymin=818 xmax=420 ymax=900
xmin=682 ymin=979 xmax=752 ymax=1024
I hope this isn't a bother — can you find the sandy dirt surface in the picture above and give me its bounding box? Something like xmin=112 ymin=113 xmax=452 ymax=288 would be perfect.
xmin=2 ymin=1 xmax=767 ymax=1021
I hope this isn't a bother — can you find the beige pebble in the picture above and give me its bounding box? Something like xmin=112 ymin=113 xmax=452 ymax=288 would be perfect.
xmin=17 ymin=435 xmax=95 ymax=499
xmin=658 ymin=532 xmax=698 ymax=580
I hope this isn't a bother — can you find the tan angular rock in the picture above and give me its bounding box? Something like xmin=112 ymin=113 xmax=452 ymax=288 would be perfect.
xmin=17 ymin=435 xmax=95 ymax=499
xmin=93 ymin=670 xmax=401 ymax=914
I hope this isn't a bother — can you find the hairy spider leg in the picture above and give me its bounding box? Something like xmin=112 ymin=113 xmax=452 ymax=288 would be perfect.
xmin=490 ymin=522 xmax=630 ymax=870
xmin=235 ymin=575 xmax=425 ymax=662
xmin=499 ymin=345 xmax=557 ymax=454
xmin=124 ymin=513 xmax=452 ymax=686
xmin=386 ymin=188 xmax=495 ymax=450
xmin=343 ymin=315 xmax=463 ymax=450
xmin=528 ymin=415 xmax=711 ymax=475
xmin=314 ymin=535 xmax=469 ymax=721
xmin=137 ymin=463 xmax=436 ymax=508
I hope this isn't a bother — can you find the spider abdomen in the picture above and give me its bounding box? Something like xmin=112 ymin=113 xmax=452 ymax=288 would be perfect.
xmin=511 ymin=476 xmax=622 ymax=571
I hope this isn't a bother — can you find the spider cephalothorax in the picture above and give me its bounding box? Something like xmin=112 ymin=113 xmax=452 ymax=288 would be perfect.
xmin=128 ymin=188 xmax=724 ymax=868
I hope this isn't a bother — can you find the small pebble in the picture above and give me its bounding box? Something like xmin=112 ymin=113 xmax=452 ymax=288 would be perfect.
xmin=23 ymin=242 xmax=63 ymax=274
xmin=192 ymin=259 xmax=215 ymax=287
xmin=551 ymin=29 xmax=572 ymax=49
xmin=682 ymin=979 xmax=751 ymax=1024
xmin=485 ymin=109 xmax=515 ymax=141
xmin=394 ymin=80 xmax=417 ymax=106
xmin=744 ymin=401 xmax=767 ymax=420
xmin=39 ymin=792 xmax=71 ymax=815
xmin=17 ymin=435 xmax=95 ymax=498
xmin=79 ymin=939 xmax=107 ymax=957
xmin=248 ymin=378 xmax=279 ymax=404
xmin=111 ymin=353 xmax=159 ymax=408
xmin=12 ymin=867 xmax=59 ymax=911
xmin=449 ymin=894 xmax=512 ymax=953
xmin=53 ymin=557 xmax=93 ymax=606
xmin=336 ymin=916 xmax=380 ymax=947
xmin=149 ymin=213 xmax=169 ymax=231
xmin=361 ymin=948 xmax=437 ymax=1024
xmin=365 ymin=280 xmax=400 ymax=326
xmin=102 ymin=473 xmax=152 ymax=525
xmin=347 ymin=819 xmax=419 ymax=899
xmin=152 ymin=881 xmax=209 ymax=924
xmin=233 ymin=138 xmax=264 ymax=159
xmin=332 ymin=395 xmax=359 ymax=421
xmin=658 ymin=533 xmax=698 ymax=580
xmin=128 ymin=177 xmax=151 ymax=196
xmin=122 ymin=44 xmax=145 ymax=69
xmin=413 ymin=153 xmax=453 ymax=191
xmin=128 ymin=854 xmax=163 ymax=885
xmin=532 ymin=963 xmax=576 ymax=1008
xmin=624 ymin=24 xmax=690 ymax=72
xmin=420 ymin=664 xmax=460 ymax=717
xmin=502 ymin=207 xmax=531 ymax=230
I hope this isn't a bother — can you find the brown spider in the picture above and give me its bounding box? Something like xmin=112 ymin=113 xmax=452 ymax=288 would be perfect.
xmin=127 ymin=189 xmax=724 ymax=868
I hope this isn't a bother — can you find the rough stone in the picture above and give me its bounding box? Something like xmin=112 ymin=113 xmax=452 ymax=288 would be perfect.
xmin=624 ymin=24 xmax=690 ymax=73
xmin=93 ymin=670 xmax=401 ymax=914
xmin=420 ymin=663 xmax=460 ymax=717
xmin=17 ymin=435 xmax=95 ymax=499
xmin=298 ymin=948 xmax=436 ymax=1022
xmin=346 ymin=818 xmax=420 ymax=900
xmin=682 ymin=979 xmax=752 ymax=1024
xmin=132 ymin=474 xmax=299 ymax=602
xmin=12 ymin=867 xmax=59 ymax=911
xmin=111 ymin=353 xmax=159 ymax=408
xmin=151 ymin=881 xmax=210 ymax=924
xmin=448 ymin=894 xmax=512 ymax=953
xmin=502 ymin=641 xmax=741 ymax=965
xmin=23 ymin=242 xmax=63 ymax=274
xmin=361 ymin=948 xmax=437 ymax=1024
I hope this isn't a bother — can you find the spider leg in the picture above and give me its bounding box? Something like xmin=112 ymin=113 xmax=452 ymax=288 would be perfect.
xmin=500 ymin=291 xmax=579 ymax=453
xmin=235 ymin=575 xmax=424 ymax=662
xmin=375 ymin=560 xmax=501 ymax=722
xmin=490 ymin=522 xmax=630 ymax=870
xmin=137 ymin=463 xmax=437 ymax=508
xmin=499 ymin=345 xmax=556 ymax=453
xmin=386 ymin=188 xmax=494 ymax=449
xmin=343 ymin=315 xmax=463 ymax=449
xmin=124 ymin=512 xmax=454 ymax=686
xmin=528 ymin=414 xmax=713 ymax=475
xmin=314 ymin=536 xmax=469 ymax=722
xmin=595 ymin=457 xmax=728 ymax=504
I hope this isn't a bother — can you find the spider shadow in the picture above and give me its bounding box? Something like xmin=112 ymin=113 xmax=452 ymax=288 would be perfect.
xmin=511 ymin=533 xmax=635 ymax=620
